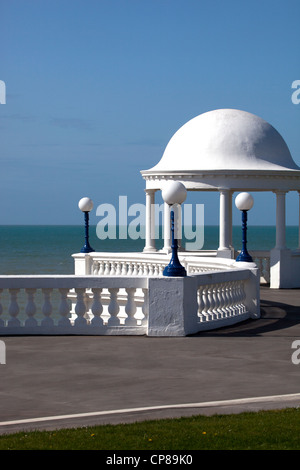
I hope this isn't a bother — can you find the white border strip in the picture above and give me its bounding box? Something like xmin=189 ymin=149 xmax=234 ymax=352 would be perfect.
xmin=0 ymin=393 xmax=299 ymax=428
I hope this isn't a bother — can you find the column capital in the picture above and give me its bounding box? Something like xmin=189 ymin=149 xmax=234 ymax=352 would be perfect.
xmin=143 ymin=187 xmax=156 ymax=252
xmin=218 ymin=187 xmax=230 ymax=193
xmin=144 ymin=188 xmax=157 ymax=194
xmin=272 ymin=189 xmax=288 ymax=195
xmin=274 ymin=188 xmax=287 ymax=250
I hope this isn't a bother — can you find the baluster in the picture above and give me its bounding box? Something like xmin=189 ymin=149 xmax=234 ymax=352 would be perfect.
xmin=91 ymin=288 xmax=103 ymax=326
xmin=236 ymin=281 xmax=243 ymax=314
xmin=153 ymin=264 xmax=159 ymax=276
xmin=228 ymin=282 xmax=236 ymax=316
xmin=225 ymin=282 xmax=232 ymax=317
xmin=125 ymin=288 xmax=137 ymax=326
xmin=0 ymin=289 xmax=4 ymax=327
xmin=236 ymin=281 xmax=243 ymax=313
xmin=221 ymin=283 xmax=230 ymax=317
xmin=8 ymin=289 xmax=20 ymax=327
xmin=206 ymin=286 xmax=215 ymax=320
xmin=215 ymin=284 xmax=223 ymax=319
xmin=212 ymin=284 xmax=219 ymax=319
xmin=58 ymin=288 xmax=72 ymax=327
xmin=121 ymin=262 xmax=127 ymax=276
xmin=201 ymin=286 xmax=211 ymax=321
xmin=25 ymin=288 xmax=38 ymax=327
xmin=104 ymin=262 xmax=110 ymax=275
xmin=74 ymin=288 xmax=88 ymax=326
xmin=132 ymin=263 xmax=138 ymax=276
xmin=148 ymin=264 xmax=154 ymax=276
xmin=116 ymin=262 xmax=122 ymax=276
xmin=227 ymin=282 xmax=235 ymax=315
xmin=233 ymin=281 xmax=241 ymax=314
xmin=108 ymin=288 xmax=120 ymax=326
xmin=93 ymin=261 xmax=99 ymax=275
xmin=211 ymin=285 xmax=218 ymax=319
xmin=110 ymin=262 xmax=116 ymax=275
xmin=232 ymin=281 xmax=239 ymax=313
xmin=41 ymin=288 xmax=54 ymax=327
xmin=240 ymin=281 xmax=247 ymax=313
xmin=197 ymin=286 xmax=206 ymax=322
xmin=99 ymin=261 xmax=105 ymax=275
xmin=142 ymin=264 xmax=148 ymax=276
xmin=138 ymin=263 xmax=143 ymax=276
xmin=127 ymin=262 xmax=133 ymax=276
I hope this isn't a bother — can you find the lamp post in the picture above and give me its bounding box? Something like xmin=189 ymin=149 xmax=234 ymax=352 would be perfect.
xmin=162 ymin=181 xmax=187 ymax=277
xmin=78 ymin=197 xmax=95 ymax=253
xmin=235 ymin=192 xmax=254 ymax=263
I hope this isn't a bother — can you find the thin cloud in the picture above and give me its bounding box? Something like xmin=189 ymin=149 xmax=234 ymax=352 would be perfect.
xmin=0 ymin=113 xmax=36 ymax=123
xmin=49 ymin=117 xmax=94 ymax=130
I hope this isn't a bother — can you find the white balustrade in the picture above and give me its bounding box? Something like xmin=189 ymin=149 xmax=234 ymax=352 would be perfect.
xmin=195 ymin=269 xmax=256 ymax=331
xmin=73 ymin=250 xmax=238 ymax=279
xmin=0 ymin=266 xmax=260 ymax=336
xmin=0 ymin=276 xmax=148 ymax=335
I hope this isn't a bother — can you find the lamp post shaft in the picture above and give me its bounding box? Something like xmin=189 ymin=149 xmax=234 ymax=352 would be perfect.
xmin=236 ymin=210 xmax=253 ymax=262
xmin=81 ymin=211 xmax=95 ymax=253
xmin=163 ymin=209 xmax=186 ymax=277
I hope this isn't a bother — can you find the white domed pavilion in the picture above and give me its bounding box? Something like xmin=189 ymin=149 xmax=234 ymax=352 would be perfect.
xmin=141 ymin=109 xmax=300 ymax=288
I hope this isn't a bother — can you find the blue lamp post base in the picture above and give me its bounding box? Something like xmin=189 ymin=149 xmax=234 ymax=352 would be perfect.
xmin=81 ymin=211 xmax=95 ymax=253
xmin=236 ymin=210 xmax=253 ymax=263
xmin=163 ymin=210 xmax=187 ymax=277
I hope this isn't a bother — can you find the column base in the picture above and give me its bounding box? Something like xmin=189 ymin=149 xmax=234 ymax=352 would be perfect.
xmin=143 ymin=246 xmax=157 ymax=253
xmin=233 ymin=261 xmax=257 ymax=269
xmin=216 ymin=247 xmax=234 ymax=259
xmin=270 ymin=248 xmax=291 ymax=288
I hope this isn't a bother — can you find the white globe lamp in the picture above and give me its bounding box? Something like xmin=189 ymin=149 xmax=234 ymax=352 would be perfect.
xmin=235 ymin=192 xmax=254 ymax=263
xmin=78 ymin=197 xmax=95 ymax=253
xmin=161 ymin=181 xmax=187 ymax=277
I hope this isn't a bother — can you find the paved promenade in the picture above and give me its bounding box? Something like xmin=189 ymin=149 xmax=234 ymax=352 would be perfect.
xmin=0 ymin=286 xmax=300 ymax=434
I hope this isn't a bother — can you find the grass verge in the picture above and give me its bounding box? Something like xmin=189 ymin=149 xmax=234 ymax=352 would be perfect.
xmin=0 ymin=408 xmax=299 ymax=450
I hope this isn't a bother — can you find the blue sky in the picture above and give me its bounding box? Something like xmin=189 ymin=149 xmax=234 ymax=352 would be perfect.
xmin=1 ymin=0 xmax=299 ymax=226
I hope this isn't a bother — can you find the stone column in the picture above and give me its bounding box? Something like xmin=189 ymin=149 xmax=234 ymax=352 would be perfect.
xmin=275 ymin=190 xmax=287 ymax=249
xmin=298 ymin=191 xmax=300 ymax=250
xmin=217 ymin=189 xmax=233 ymax=258
xmin=229 ymin=190 xmax=233 ymax=248
xmin=270 ymin=190 xmax=290 ymax=288
xmin=143 ymin=189 xmax=157 ymax=252
xmin=163 ymin=202 xmax=171 ymax=252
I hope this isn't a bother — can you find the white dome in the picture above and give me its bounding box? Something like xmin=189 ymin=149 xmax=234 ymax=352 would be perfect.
xmin=151 ymin=109 xmax=299 ymax=172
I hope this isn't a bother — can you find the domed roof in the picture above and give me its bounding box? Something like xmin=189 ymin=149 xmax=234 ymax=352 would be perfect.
xmin=149 ymin=109 xmax=299 ymax=172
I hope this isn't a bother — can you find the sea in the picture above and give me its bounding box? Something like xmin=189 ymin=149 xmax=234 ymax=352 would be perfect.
xmin=0 ymin=225 xmax=299 ymax=275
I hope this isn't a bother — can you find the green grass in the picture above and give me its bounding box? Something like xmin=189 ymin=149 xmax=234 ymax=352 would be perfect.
xmin=0 ymin=408 xmax=300 ymax=450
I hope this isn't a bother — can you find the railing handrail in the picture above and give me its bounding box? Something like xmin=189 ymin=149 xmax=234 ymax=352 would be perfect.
xmin=192 ymin=268 xmax=251 ymax=286
xmin=73 ymin=251 xmax=239 ymax=274
xmin=0 ymin=262 xmax=260 ymax=336
xmin=0 ymin=275 xmax=148 ymax=289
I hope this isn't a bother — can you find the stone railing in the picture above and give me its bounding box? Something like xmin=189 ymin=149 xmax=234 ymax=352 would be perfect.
xmin=72 ymin=251 xmax=235 ymax=277
xmin=195 ymin=268 xmax=259 ymax=331
xmin=0 ymin=267 xmax=260 ymax=336
xmin=246 ymin=251 xmax=270 ymax=284
xmin=0 ymin=276 xmax=148 ymax=335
